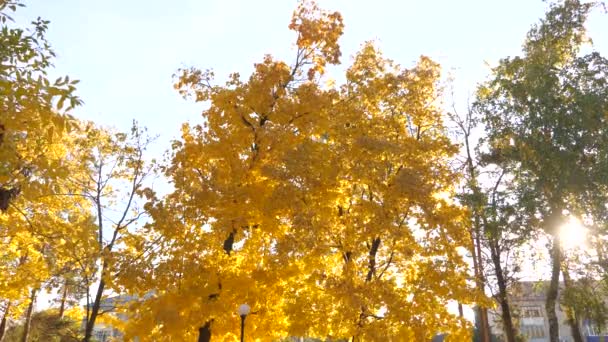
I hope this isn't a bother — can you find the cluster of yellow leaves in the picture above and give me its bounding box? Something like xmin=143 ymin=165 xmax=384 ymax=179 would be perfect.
xmin=1 ymin=113 xmax=150 ymax=339
xmin=0 ymin=123 xmax=99 ymax=318
xmin=120 ymin=2 xmax=481 ymax=341
xmin=289 ymin=0 xmax=343 ymax=79
xmin=0 ymin=2 xmax=102 ymax=325
xmin=0 ymin=4 xmax=122 ymax=328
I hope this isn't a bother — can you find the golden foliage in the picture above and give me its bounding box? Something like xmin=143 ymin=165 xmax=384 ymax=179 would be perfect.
xmin=123 ymin=2 xmax=479 ymax=341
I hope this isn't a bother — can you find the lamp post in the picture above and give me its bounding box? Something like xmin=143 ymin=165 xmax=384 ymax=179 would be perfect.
xmin=238 ymin=304 xmax=251 ymax=342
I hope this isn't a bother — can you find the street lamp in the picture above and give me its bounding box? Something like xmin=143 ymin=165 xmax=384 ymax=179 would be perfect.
xmin=238 ymin=303 xmax=251 ymax=342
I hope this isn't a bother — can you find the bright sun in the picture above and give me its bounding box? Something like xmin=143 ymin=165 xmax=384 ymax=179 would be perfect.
xmin=559 ymin=217 xmax=587 ymax=250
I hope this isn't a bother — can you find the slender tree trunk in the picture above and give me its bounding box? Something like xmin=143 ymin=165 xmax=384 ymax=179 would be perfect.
xmin=20 ymin=288 xmax=38 ymax=342
xmin=562 ymin=266 xmax=584 ymax=342
xmin=58 ymin=279 xmax=69 ymax=319
xmin=460 ymin=110 xmax=492 ymax=342
xmin=490 ymin=240 xmax=516 ymax=342
xmin=471 ymin=217 xmax=491 ymax=342
xmin=83 ymin=263 xmax=107 ymax=342
xmin=198 ymin=321 xmax=212 ymax=342
xmin=0 ymin=301 xmax=11 ymax=342
xmin=546 ymin=234 xmax=562 ymax=342
xmin=366 ymin=237 xmax=381 ymax=282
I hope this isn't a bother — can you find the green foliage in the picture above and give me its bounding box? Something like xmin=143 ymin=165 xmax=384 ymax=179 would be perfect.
xmin=0 ymin=0 xmax=81 ymax=118
xmin=474 ymin=1 xmax=608 ymax=340
xmin=0 ymin=0 xmax=82 ymax=208
xmin=561 ymin=278 xmax=608 ymax=331
xmin=476 ymin=0 xmax=608 ymax=231
xmin=3 ymin=309 xmax=82 ymax=342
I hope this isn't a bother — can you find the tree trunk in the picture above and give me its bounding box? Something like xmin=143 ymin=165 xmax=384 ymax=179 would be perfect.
xmin=546 ymin=234 xmax=562 ymax=342
xmin=471 ymin=217 xmax=491 ymax=342
xmin=198 ymin=321 xmax=212 ymax=342
xmin=490 ymin=240 xmax=516 ymax=342
xmin=20 ymin=288 xmax=38 ymax=342
xmin=366 ymin=237 xmax=381 ymax=282
xmin=562 ymin=266 xmax=584 ymax=342
xmin=83 ymin=268 xmax=106 ymax=342
xmin=58 ymin=279 xmax=69 ymax=319
xmin=461 ymin=111 xmax=491 ymax=342
xmin=0 ymin=301 xmax=10 ymax=342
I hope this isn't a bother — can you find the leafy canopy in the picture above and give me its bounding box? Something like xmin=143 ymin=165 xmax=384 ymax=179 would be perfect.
xmin=122 ymin=2 xmax=479 ymax=341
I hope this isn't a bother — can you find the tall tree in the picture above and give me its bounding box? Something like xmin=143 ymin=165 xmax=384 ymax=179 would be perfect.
xmin=71 ymin=123 xmax=155 ymax=342
xmin=0 ymin=2 xmax=89 ymax=340
xmin=122 ymin=1 xmax=480 ymax=340
xmin=475 ymin=1 xmax=608 ymax=340
xmin=449 ymin=106 xmax=530 ymax=342
xmin=0 ymin=156 xmax=97 ymax=342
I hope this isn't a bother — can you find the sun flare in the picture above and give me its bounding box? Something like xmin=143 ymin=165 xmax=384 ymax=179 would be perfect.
xmin=559 ymin=217 xmax=587 ymax=250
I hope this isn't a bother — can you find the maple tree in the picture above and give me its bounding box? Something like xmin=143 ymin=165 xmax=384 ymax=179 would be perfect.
xmin=63 ymin=123 xmax=156 ymax=342
xmin=0 ymin=4 xmax=150 ymax=342
xmin=118 ymin=2 xmax=481 ymax=341
xmin=0 ymin=121 xmax=99 ymax=342
xmin=0 ymin=3 xmax=157 ymax=342
xmin=0 ymin=1 xmax=95 ymax=341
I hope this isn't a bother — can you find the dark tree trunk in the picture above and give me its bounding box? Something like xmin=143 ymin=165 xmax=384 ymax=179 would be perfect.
xmin=472 ymin=218 xmax=491 ymax=342
xmin=562 ymin=266 xmax=584 ymax=342
xmin=58 ymin=280 xmax=69 ymax=319
xmin=198 ymin=321 xmax=212 ymax=342
xmin=546 ymin=234 xmax=562 ymax=342
xmin=20 ymin=288 xmax=37 ymax=342
xmin=0 ymin=301 xmax=11 ymax=342
xmin=490 ymin=240 xmax=517 ymax=342
xmin=462 ymin=113 xmax=491 ymax=342
xmin=366 ymin=237 xmax=381 ymax=282
xmin=83 ymin=266 xmax=107 ymax=342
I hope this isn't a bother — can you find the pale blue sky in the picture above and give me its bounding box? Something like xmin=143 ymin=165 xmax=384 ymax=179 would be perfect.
xmin=13 ymin=0 xmax=607 ymax=148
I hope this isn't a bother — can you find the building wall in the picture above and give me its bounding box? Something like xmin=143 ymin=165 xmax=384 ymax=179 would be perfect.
xmin=488 ymin=283 xmax=594 ymax=342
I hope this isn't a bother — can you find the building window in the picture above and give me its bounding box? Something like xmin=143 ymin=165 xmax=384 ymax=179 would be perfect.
xmin=521 ymin=306 xmax=543 ymax=318
xmin=521 ymin=324 xmax=546 ymax=338
xmin=94 ymin=329 xmax=111 ymax=342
